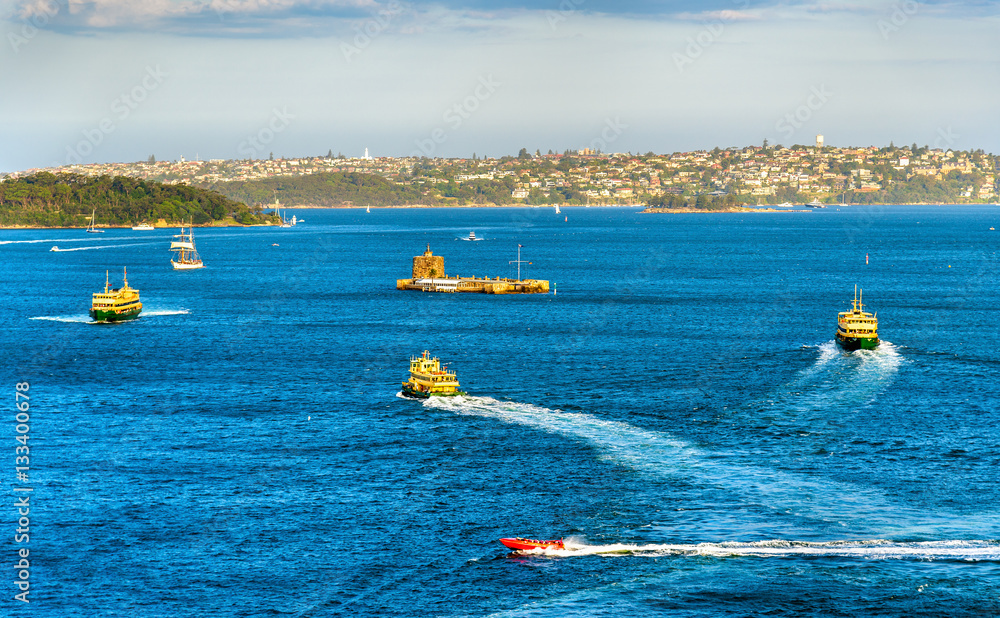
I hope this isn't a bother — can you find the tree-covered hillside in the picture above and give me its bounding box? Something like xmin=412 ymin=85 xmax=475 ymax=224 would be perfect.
xmin=0 ymin=172 xmax=276 ymax=227
xmin=202 ymin=172 xmax=437 ymax=207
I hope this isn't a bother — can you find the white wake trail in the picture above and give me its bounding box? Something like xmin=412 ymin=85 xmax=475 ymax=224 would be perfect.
xmin=30 ymin=309 xmax=188 ymax=322
xmin=513 ymin=538 xmax=1000 ymax=561
xmin=1 ymin=238 xmax=103 ymax=245
xmin=50 ymin=241 xmax=159 ymax=251
xmin=29 ymin=315 xmax=93 ymax=323
xmin=768 ymin=341 xmax=904 ymax=416
xmin=423 ymin=393 xmax=997 ymax=536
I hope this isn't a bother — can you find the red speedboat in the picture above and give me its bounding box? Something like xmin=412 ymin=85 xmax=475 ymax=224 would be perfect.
xmin=499 ymin=537 xmax=565 ymax=551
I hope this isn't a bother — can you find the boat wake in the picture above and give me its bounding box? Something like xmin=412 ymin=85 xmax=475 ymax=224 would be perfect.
xmin=423 ymin=394 xmax=999 ymax=537
xmin=0 ymin=238 xmax=98 ymax=245
xmin=142 ymin=309 xmax=190 ymax=317
xmin=30 ymin=310 xmax=186 ymax=322
xmin=512 ymin=538 xmax=1000 ymax=561
xmin=29 ymin=315 xmax=93 ymax=323
xmin=50 ymin=241 xmax=159 ymax=252
xmin=763 ymin=340 xmax=903 ymax=418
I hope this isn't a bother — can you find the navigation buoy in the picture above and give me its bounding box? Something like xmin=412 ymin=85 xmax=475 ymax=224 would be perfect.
xmin=866 ymin=253 xmax=869 ymax=265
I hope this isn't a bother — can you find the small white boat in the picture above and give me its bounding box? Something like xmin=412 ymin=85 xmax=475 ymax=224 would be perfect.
xmin=366 ymin=205 xmax=371 ymax=213
xmin=554 ymin=204 xmax=561 ymax=214
xmin=777 ymin=202 xmax=793 ymax=208
xmin=50 ymin=246 xmax=59 ymax=251
xmin=806 ymin=199 xmax=826 ymax=208
xmin=460 ymin=231 xmax=482 ymax=241
xmin=132 ymin=222 xmax=155 ymax=230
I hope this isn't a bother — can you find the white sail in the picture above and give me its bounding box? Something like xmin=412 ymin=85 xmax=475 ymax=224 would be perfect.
xmin=170 ymin=241 xmax=195 ymax=250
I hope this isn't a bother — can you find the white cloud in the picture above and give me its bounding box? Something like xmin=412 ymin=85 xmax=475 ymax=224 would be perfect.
xmin=12 ymin=0 xmax=380 ymax=30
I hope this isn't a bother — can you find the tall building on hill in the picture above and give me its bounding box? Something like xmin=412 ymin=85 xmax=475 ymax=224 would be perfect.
xmin=816 ymin=135 xmax=824 ymax=148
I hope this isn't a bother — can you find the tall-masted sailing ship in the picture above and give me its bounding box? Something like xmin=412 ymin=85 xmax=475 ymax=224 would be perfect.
xmin=170 ymin=224 xmax=205 ymax=270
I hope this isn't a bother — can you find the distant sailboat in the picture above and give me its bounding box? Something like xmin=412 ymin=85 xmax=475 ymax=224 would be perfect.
xmin=170 ymin=223 xmax=205 ymax=270
xmin=86 ymin=209 xmax=104 ymax=233
xmin=554 ymin=204 xmax=561 ymax=214
xmin=366 ymin=205 xmax=371 ymax=213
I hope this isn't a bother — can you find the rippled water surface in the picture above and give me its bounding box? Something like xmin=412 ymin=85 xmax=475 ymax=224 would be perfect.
xmin=3 ymin=206 xmax=999 ymax=616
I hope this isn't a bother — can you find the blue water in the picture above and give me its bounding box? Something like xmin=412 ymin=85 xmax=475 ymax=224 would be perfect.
xmin=3 ymin=206 xmax=1000 ymax=616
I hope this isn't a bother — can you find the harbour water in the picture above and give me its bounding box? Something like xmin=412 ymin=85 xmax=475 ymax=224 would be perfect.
xmin=3 ymin=206 xmax=1000 ymax=616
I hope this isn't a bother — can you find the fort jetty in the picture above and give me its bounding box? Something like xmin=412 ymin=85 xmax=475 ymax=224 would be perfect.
xmin=396 ymin=245 xmax=549 ymax=294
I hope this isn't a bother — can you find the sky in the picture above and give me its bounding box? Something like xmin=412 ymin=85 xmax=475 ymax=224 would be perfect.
xmin=1 ymin=0 xmax=998 ymax=172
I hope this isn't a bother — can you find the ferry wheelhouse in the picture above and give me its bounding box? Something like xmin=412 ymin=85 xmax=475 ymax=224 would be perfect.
xmin=90 ymin=269 xmax=142 ymax=322
xmin=401 ymin=351 xmax=466 ymax=398
xmin=836 ymin=286 xmax=879 ymax=350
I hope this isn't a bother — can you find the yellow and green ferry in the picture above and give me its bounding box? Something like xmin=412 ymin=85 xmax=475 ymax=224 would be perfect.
xmin=401 ymin=351 xmax=466 ymax=398
xmin=90 ymin=269 xmax=142 ymax=323
xmin=836 ymin=286 xmax=879 ymax=350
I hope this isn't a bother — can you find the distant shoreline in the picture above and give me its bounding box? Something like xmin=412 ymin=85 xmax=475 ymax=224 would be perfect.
xmin=2 ymin=203 xmax=995 ymax=229
xmin=640 ymin=207 xmax=805 ymax=214
xmin=268 ymin=202 xmax=999 ymax=210
xmin=0 ymin=222 xmax=278 ymax=230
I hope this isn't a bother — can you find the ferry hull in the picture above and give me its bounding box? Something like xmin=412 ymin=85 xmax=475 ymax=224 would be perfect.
xmin=90 ymin=306 xmax=142 ymax=323
xmin=401 ymin=383 xmax=466 ymax=399
xmin=836 ymin=332 xmax=879 ymax=350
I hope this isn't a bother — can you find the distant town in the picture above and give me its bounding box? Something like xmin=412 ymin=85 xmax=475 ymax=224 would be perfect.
xmin=5 ymin=137 xmax=998 ymax=206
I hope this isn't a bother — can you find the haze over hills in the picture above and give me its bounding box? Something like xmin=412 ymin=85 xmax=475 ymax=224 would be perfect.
xmin=4 ymin=142 xmax=997 ymax=209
